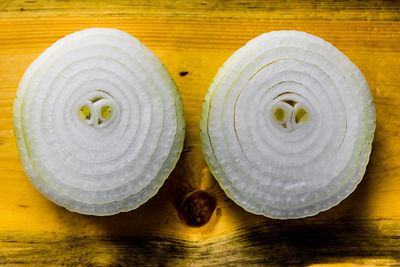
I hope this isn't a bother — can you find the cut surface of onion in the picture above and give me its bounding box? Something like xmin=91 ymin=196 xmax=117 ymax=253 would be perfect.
xmin=200 ymin=31 xmax=376 ymax=219
xmin=13 ymin=28 xmax=185 ymax=216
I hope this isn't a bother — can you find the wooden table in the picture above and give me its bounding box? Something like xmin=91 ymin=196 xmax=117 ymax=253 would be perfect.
xmin=1 ymin=0 xmax=399 ymax=265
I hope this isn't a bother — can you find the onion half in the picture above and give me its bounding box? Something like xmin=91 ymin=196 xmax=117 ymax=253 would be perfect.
xmin=200 ymin=31 xmax=375 ymax=219
xmin=14 ymin=28 xmax=185 ymax=215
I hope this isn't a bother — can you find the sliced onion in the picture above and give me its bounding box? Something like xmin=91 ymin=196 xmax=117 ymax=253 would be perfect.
xmin=200 ymin=31 xmax=376 ymax=219
xmin=13 ymin=28 xmax=185 ymax=215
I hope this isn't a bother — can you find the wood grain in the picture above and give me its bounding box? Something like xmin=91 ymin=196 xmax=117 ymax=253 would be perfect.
xmin=0 ymin=0 xmax=399 ymax=265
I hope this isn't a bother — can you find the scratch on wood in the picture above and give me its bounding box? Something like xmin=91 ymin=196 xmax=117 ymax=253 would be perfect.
xmin=182 ymin=145 xmax=195 ymax=154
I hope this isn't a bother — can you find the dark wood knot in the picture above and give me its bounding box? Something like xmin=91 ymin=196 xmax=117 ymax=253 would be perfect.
xmin=178 ymin=190 xmax=216 ymax=227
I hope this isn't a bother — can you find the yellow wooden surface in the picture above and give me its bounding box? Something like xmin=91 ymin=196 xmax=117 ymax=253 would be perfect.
xmin=0 ymin=0 xmax=399 ymax=265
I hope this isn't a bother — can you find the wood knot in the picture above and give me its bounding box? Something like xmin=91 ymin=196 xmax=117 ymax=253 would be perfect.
xmin=178 ymin=190 xmax=216 ymax=227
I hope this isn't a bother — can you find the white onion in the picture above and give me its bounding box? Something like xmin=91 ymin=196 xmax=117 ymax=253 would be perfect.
xmin=200 ymin=31 xmax=376 ymax=219
xmin=13 ymin=28 xmax=185 ymax=215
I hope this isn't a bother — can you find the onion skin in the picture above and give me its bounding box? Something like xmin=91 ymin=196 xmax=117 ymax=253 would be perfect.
xmin=200 ymin=30 xmax=376 ymax=219
xmin=13 ymin=28 xmax=185 ymax=216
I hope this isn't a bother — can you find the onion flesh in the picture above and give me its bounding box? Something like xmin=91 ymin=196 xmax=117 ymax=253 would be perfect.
xmin=14 ymin=28 xmax=185 ymax=216
xmin=200 ymin=31 xmax=376 ymax=219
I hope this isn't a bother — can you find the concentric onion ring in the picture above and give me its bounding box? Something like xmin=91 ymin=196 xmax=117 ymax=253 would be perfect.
xmin=13 ymin=28 xmax=185 ymax=215
xmin=200 ymin=31 xmax=375 ymax=219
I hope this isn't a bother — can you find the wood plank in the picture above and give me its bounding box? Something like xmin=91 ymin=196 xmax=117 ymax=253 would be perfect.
xmin=0 ymin=218 xmax=399 ymax=266
xmin=0 ymin=0 xmax=399 ymax=265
